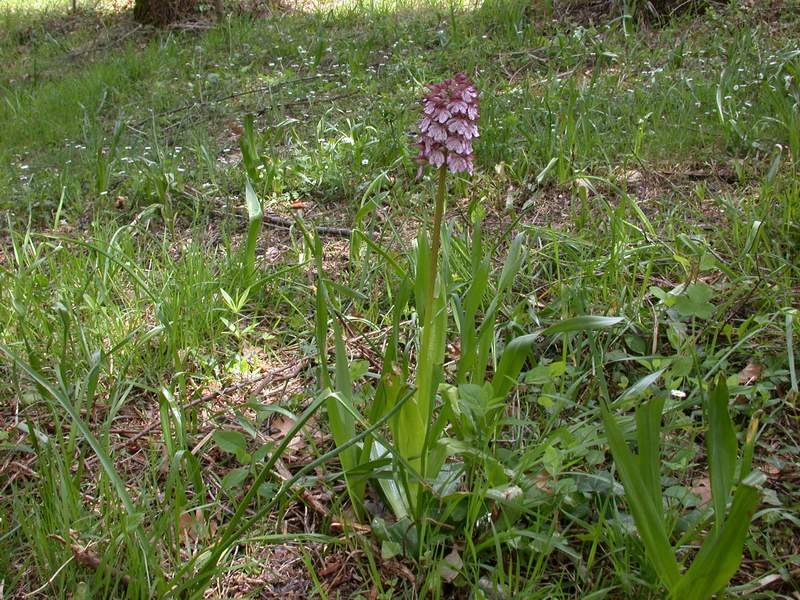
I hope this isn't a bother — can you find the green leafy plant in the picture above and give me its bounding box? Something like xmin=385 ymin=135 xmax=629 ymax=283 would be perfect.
xmin=310 ymin=75 xmax=630 ymax=530
xmin=602 ymin=375 xmax=764 ymax=599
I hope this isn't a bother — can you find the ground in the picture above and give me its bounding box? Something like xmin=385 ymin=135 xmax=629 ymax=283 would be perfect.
xmin=0 ymin=0 xmax=799 ymax=598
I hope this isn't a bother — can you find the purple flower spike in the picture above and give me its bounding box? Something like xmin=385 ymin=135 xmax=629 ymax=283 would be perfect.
xmin=415 ymin=73 xmax=479 ymax=177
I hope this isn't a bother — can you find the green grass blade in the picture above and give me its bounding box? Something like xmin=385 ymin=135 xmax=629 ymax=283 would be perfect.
xmin=1 ymin=346 xmax=138 ymax=518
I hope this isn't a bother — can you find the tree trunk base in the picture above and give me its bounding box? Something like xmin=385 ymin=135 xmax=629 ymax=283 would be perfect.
xmin=133 ymin=0 xmax=198 ymax=26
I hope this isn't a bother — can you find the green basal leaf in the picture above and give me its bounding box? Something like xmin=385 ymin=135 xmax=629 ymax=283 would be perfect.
xmin=707 ymin=375 xmax=737 ymax=529
xmin=635 ymin=396 xmax=665 ymax=521
xmin=674 ymin=283 xmax=715 ymax=320
xmin=672 ymin=472 xmax=764 ymax=600
xmin=542 ymin=315 xmax=625 ymax=335
xmin=491 ymin=333 xmax=540 ymax=401
xmin=602 ymin=404 xmax=681 ymax=590
xmin=213 ymin=430 xmax=251 ymax=464
xmin=243 ymin=180 xmax=263 ymax=278
xmin=332 ymin=318 xmax=363 ymax=511
xmin=497 ymin=233 xmax=525 ymax=293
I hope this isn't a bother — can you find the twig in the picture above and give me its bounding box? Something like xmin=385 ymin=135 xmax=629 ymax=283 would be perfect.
xmin=24 ymin=554 xmax=75 ymax=597
xmin=273 ymin=457 xmax=332 ymax=518
xmin=257 ymin=90 xmax=360 ymax=115
xmin=263 ymin=214 xmax=354 ymax=238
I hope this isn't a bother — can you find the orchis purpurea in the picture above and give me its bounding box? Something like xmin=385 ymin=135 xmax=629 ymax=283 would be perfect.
xmin=415 ymin=72 xmax=480 ymax=177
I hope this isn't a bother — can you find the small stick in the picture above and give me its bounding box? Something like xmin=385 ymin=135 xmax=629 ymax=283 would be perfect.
xmin=263 ymin=214 xmax=354 ymax=238
xmin=257 ymin=90 xmax=360 ymax=115
xmin=24 ymin=555 xmax=75 ymax=597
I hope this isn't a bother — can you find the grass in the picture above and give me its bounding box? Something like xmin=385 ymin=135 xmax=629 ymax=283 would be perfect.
xmin=1 ymin=0 xmax=799 ymax=597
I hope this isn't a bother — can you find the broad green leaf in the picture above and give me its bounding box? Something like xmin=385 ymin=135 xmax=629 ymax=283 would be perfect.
xmin=331 ymin=318 xmax=363 ymax=512
xmin=469 ymin=219 xmax=484 ymax=272
xmin=672 ymin=472 xmax=764 ymax=600
xmin=706 ymin=375 xmax=737 ymax=528
xmin=536 ymin=157 xmax=558 ymax=184
xmin=475 ymin=528 xmax=581 ymax=562
xmin=739 ymin=416 xmax=759 ymax=481
xmin=616 ymin=369 xmax=666 ymax=405
xmin=543 ymin=444 xmax=561 ymax=476
xmin=497 ymin=233 xmax=525 ymax=293
xmin=743 ymin=220 xmax=763 ymax=255
xmin=472 ymin=299 xmax=498 ymax=384
xmin=407 ymin=276 xmax=448 ymax=479
xmin=314 ymin=256 xmax=330 ymax=390
xmin=787 ymin=309 xmax=798 ymax=393
xmin=213 ymin=430 xmax=250 ymax=464
xmin=457 ymin=260 xmax=490 ymax=383
xmin=332 ymin=320 xmax=358 ymax=464
xmin=382 ymin=540 xmax=402 ymax=560
xmin=602 ymin=404 xmax=681 ymax=590
xmin=674 ymin=283 xmax=714 ymax=320
xmin=491 ymin=333 xmax=540 ymax=401
xmin=371 ymin=439 xmax=408 ymax=520
xmin=414 ymin=230 xmax=431 ymax=322
xmin=636 ymin=396 xmax=665 ymax=521
xmin=243 ymin=180 xmax=263 ymax=278
xmin=222 ymin=467 xmax=250 ymax=492
xmin=542 ymin=316 xmax=625 ymax=336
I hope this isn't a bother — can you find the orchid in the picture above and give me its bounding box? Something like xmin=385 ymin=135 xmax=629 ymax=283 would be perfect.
xmin=415 ymin=73 xmax=479 ymax=177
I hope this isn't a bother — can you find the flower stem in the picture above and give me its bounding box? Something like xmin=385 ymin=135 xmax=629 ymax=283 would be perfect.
xmin=426 ymin=165 xmax=447 ymax=313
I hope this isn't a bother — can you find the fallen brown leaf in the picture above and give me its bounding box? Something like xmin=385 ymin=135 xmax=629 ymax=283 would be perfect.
xmin=739 ymin=361 xmax=763 ymax=385
xmin=318 ymin=557 xmax=342 ymax=577
xmin=270 ymin=414 xmax=305 ymax=451
xmin=439 ymin=548 xmax=463 ymax=584
xmin=691 ymin=477 xmax=712 ymax=507
xmin=178 ymin=508 xmax=207 ymax=541
xmin=534 ymin=471 xmax=554 ymax=495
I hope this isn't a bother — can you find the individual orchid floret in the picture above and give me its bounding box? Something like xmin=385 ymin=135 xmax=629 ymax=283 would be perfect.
xmin=415 ymin=73 xmax=479 ymax=177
